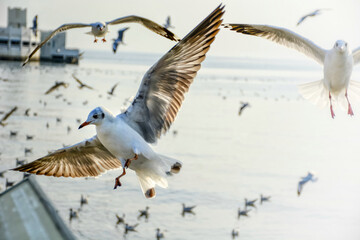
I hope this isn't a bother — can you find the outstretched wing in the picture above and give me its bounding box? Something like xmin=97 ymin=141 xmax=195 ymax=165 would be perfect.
xmin=13 ymin=136 xmax=121 ymax=177
xmin=22 ymin=23 xmax=91 ymax=66
xmin=119 ymin=5 xmax=224 ymax=143
xmin=107 ymin=16 xmax=180 ymax=42
xmin=352 ymin=47 xmax=360 ymax=65
xmin=223 ymin=24 xmax=326 ymax=64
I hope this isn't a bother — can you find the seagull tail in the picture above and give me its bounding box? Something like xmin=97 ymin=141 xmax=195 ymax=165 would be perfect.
xmin=135 ymin=154 xmax=182 ymax=199
xmin=298 ymin=79 xmax=329 ymax=108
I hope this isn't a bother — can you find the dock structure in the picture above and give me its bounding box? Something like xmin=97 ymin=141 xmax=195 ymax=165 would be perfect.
xmin=0 ymin=176 xmax=76 ymax=240
xmin=0 ymin=7 xmax=80 ymax=64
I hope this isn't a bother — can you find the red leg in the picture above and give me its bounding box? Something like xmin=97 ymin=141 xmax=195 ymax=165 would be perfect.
xmin=329 ymin=92 xmax=335 ymax=119
xmin=94 ymin=38 xmax=98 ymax=43
xmin=114 ymin=167 xmax=126 ymax=189
xmin=102 ymin=38 xmax=107 ymax=43
xmin=345 ymin=90 xmax=354 ymax=116
xmin=125 ymin=154 xmax=138 ymax=168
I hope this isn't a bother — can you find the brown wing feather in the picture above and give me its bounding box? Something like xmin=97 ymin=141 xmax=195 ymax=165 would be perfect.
xmin=121 ymin=5 xmax=224 ymax=143
xmin=13 ymin=136 xmax=121 ymax=178
xmin=107 ymin=15 xmax=180 ymax=42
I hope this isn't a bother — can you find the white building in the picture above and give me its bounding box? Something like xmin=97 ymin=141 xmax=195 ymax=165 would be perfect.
xmin=0 ymin=7 xmax=79 ymax=64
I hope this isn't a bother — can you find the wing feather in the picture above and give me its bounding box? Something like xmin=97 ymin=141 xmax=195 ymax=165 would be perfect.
xmin=13 ymin=136 xmax=121 ymax=178
xmin=107 ymin=15 xmax=180 ymax=42
xmin=352 ymin=47 xmax=360 ymax=65
xmin=223 ymin=24 xmax=326 ymax=64
xmin=120 ymin=5 xmax=224 ymax=143
xmin=22 ymin=23 xmax=91 ymax=66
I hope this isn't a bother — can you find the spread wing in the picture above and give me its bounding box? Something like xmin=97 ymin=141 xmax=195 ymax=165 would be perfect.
xmin=22 ymin=23 xmax=91 ymax=66
xmin=119 ymin=5 xmax=224 ymax=143
xmin=223 ymin=24 xmax=326 ymax=64
xmin=13 ymin=136 xmax=121 ymax=177
xmin=352 ymin=47 xmax=360 ymax=65
xmin=106 ymin=15 xmax=180 ymax=42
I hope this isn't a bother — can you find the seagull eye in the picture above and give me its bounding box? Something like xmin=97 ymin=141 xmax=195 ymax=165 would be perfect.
xmin=93 ymin=114 xmax=98 ymax=119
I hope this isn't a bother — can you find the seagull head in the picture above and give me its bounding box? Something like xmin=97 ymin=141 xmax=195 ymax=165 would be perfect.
xmin=334 ymin=40 xmax=348 ymax=53
xmin=79 ymin=107 xmax=107 ymax=129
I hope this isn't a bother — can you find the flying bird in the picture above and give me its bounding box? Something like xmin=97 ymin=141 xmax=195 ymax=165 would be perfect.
xmin=298 ymin=171 xmax=318 ymax=196
xmin=125 ymin=223 xmax=138 ymax=234
xmin=116 ymin=213 xmax=125 ymax=225
xmin=244 ymin=198 xmax=257 ymax=208
xmin=260 ymin=194 xmax=271 ymax=204
xmin=113 ymin=27 xmax=129 ymax=53
xmin=72 ymin=74 xmax=94 ymax=90
xmin=107 ymin=82 xmax=119 ymax=96
xmin=156 ymin=228 xmax=165 ymax=240
xmin=30 ymin=15 xmax=38 ymax=36
xmin=80 ymin=194 xmax=88 ymax=207
xmin=138 ymin=206 xmax=150 ymax=220
xmin=237 ymin=207 xmax=251 ymax=219
xmin=69 ymin=208 xmax=78 ymax=221
xmin=297 ymin=9 xmax=330 ymax=26
xmin=45 ymin=81 xmax=69 ymax=95
xmin=0 ymin=106 xmax=17 ymax=127
xmin=238 ymin=101 xmax=250 ymax=116
xmin=13 ymin=5 xmax=225 ymax=199
xmin=22 ymin=16 xmax=181 ymax=66
xmin=231 ymin=229 xmax=239 ymax=239
xmin=163 ymin=16 xmax=174 ymax=29
xmin=223 ymin=23 xmax=360 ymax=118
xmin=182 ymin=203 xmax=196 ymax=215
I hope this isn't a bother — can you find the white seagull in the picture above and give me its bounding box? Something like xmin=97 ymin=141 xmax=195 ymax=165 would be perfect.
xmin=22 ymin=15 xmax=181 ymax=66
xmin=297 ymin=9 xmax=330 ymax=26
xmin=298 ymin=171 xmax=318 ymax=196
xmin=223 ymin=23 xmax=360 ymax=118
xmin=14 ymin=5 xmax=225 ymax=199
xmin=113 ymin=27 xmax=129 ymax=53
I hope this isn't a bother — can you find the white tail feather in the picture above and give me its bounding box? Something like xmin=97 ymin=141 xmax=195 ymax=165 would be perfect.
xmin=298 ymin=80 xmax=329 ymax=108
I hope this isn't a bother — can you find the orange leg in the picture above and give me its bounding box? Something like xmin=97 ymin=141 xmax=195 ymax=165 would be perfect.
xmin=94 ymin=37 xmax=98 ymax=43
xmin=113 ymin=154 xmax=138 ymax=189
xmin=329 ymin=92 xmax=335 ymax=119
xmin=102 ymin=37 xmax=107 ymax=43
xmin=345 ymin=90 xmax=354 ymax=116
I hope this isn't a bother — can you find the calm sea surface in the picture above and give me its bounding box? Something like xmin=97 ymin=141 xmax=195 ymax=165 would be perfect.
xmin=1 ymin=51 xmax=360 ymax=240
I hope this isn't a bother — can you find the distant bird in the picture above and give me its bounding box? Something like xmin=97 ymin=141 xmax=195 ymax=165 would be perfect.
xmin=298 ymin=171 xmax=318 ymax=196
xmin=182 ymin=203 xmax=196 ymax=216
xmin=0 ymin=106 xmax=17 ymax=126
xmin=13 ymin=5 xmax=224 ymax=199
xmin=156 ymin=228 xmax=165 ymax=240
xmin=16 ymin=158 xmax=27 ymax=166
xmin=22 ymin=16 xmax=180 ymax=66
xmin=46 ymin=122 xmax=50 ymax=129
xmin=44 ymin=81 xmax=68 ymax=95
xmin=10 ymin=131 xmax=17 ymax=137
xmin=56 ymin=117 xmax=62 ymax=123
xmin=24 ymin=148 xmax=32 ymax=155
xmin=24 ymin=108 xmax=31 ymax=116
xmin=238 ymin=102 xmax=250 ymax=116
xmin=67 ymin=126 xmax=71 ymax=134
xmin=69 ymin=208 xmax=78 ymax=221
xmin=30 ymin=15 xmax=38 ymax=36
xmin=112 ymin=28 xmax=129 ymax=53
xmin=297 ymin=9 xmax=330 ymax=26
xmin=26 ymin=135 xmax=34 ymax=140
xmin=260 ymin=194 xmax=271 ymax=204
xmin=231 ymin=229 xmax=239 ymax=239
xmin=163 ymin=16 xmax=174 ymax=29
xmin=125 ymin=223 xmax=139 ymax=234
xmin=244 ymin=198 xmax=257 ymax=208
xmin=116 ymin=213 xmax=125 ymax=225
xmin=138 ymin=206 xmax=150 ymax=220
xmin=80 ymin=194 xmax=88 ymax=207
xmin=107 ymin=82 xmax=119 ymax=96
xmin=72 ymin=74 xmax=94 ymax=90
xmin=6 ymin=178 xmax=15 ymax=189
xmin=223 ymin=23 xmax=360 ymax=118
xmin=237 ymin=207 xmax=251 ymax=219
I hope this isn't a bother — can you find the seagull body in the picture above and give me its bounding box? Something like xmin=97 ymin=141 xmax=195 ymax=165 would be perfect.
xmin=69 ymin=208 xmax=78 ymax=221
xmin=244 ymin=198 xmax=257 ymax=208
xmin=237 ymin=207 xmax=250 ymax=218
xmin=297 ymin=9 xmax=329 ymax=26
xmin=298 ymin=172 xmax=318 ymax=196
xmin=260 ymin=194 xmax=271 ymax=204
xmin=113 ymin=27 xmax=129 ymax=53
xmin=22 ymin=16 xmax=180 ymax=66
xmin=80 ymin=194 xmax=88 ymax=207
xmin=231 ymin=229 xmax=239 ymax=239
xmin=13 ymin=6 xmax=225 ymax=198
xmin=223 ymin=23 xmax=360 ymax=118
xmin=182 ymin=203 xmax=196 ymax=215
xmin=125 ymin=223 xmax=138 ymax=233
xmin=156 ymin=228 xmax=165 ymax=240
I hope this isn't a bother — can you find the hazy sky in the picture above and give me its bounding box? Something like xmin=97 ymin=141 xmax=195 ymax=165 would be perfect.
xmin=1 ymin=0 xmax=360 ymax=60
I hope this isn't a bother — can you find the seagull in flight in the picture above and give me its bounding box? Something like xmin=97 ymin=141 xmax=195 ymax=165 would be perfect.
xmin=44 ymin=81 xmax=69 ymax=95
xmin=298 ymin=171 xmax=318 ymax=196
xmin=297 ymin=9 xmax=330 ymax=26
xmin=107 ymin=82 xmax=119 ymax=96
xmin=113 ymin=27 xmax=129 ymax=53
xmin=72 ymin=74 xmax=94 ymax=90
xmin=163 ymin=16 xmax=174 ymax=29
xmin=30 ymin=15 xmax=38 ymax=36
xmin=0 ymin=106 xmax=17 ymax=127
xmin=13 ymin=5 xmax=225 ymax=198
xmin=22 ymin=15 xmax=181 ymax=66
xmin=223 ymin=23 xmax=360 ymax=118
